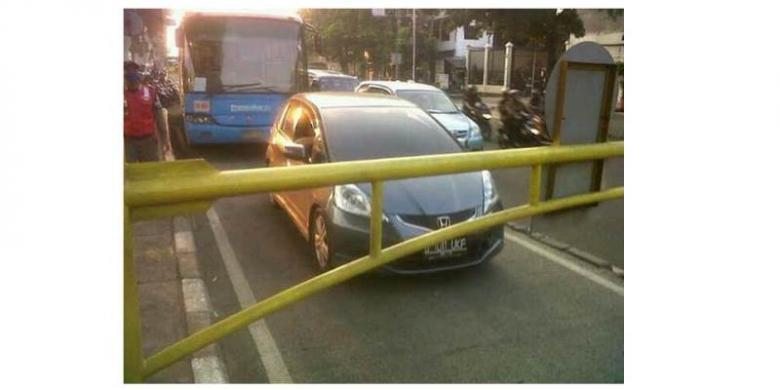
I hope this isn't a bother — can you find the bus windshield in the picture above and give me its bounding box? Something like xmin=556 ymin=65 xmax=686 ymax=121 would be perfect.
xmin=184 ymin=16 xmax=301 ymax=93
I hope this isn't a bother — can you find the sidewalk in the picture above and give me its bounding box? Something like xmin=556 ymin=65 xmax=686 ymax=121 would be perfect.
xmin=131 ymin=214 xmax=230 ymax=383
xmin=132 ymin=218 xmax=193 ymax=382
xmin=507 ymin=157 xmax=624 ymax=270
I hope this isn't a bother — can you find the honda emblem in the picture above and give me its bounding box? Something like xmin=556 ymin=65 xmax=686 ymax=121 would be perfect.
xmin=437 ymin=216 xmax=451 ymax=229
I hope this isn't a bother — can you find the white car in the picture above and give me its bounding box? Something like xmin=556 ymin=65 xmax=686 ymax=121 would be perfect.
xmin=355 ymin=80 xmax=484 ymax=151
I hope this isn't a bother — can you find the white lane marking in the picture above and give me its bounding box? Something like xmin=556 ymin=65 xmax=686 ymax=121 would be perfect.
xmin=174 ymin=231 xmax=195 ymax=254
xmin=504 ymin=229 xmax=624 ymax=296
xmin=206 ymin=208 xmax=293 ymax=383
xmin=191 ymin=355 xmax=229 ymax=383
xmin=181 ymin=278 xmax=211 ymax=313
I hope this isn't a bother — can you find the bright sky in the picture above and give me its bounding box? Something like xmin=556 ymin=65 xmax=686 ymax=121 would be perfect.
xmin=165 ymin=8 xmax=301 ymax=57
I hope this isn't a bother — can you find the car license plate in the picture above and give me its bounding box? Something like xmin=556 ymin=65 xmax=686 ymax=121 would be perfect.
xmin=424 ymin=238 xmax=467 ymax=259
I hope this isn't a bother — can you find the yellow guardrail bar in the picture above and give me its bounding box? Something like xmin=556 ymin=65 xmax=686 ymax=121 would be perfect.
xmin=124 ymin=141 xmax=624 ymax=382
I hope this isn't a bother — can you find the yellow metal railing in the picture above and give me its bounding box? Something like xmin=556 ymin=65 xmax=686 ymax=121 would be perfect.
xmin=124 ymin=141 xmax=624 ymax=382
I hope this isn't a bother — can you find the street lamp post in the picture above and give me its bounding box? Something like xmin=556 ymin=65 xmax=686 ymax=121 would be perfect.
xmin=504 ymin=41 xmax=514 ymax=90
xmin=465 ymin=45 xmax=471 ymax=86
xmin=482 ymin=44 xmax=490 ymax=88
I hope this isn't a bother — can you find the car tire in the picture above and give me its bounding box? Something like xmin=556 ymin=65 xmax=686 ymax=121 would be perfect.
xmin=309 ymin=208 xmax=333 ymax=273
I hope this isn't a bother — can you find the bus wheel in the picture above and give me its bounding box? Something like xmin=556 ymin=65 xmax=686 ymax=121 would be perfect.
xmin=169 ymin=115 xmax=192 ymax=159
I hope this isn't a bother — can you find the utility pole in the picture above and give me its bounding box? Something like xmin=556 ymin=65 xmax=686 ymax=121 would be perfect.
xmin=412 ymin=8 xmax=416 ymax=81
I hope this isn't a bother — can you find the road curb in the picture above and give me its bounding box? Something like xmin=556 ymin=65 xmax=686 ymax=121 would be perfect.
xmin=506 ymin=223 xmax=622 ymax=277
xmin=174 ymin=215 xmax=229 ymax=383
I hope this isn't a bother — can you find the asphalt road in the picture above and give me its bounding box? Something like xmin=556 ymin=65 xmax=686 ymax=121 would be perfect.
xmin=183 ymin=144 xmax=624 ymax=383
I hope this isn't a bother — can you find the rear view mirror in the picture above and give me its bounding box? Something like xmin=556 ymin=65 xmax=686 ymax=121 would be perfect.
xmin=283 ymin=143 xmax=308 ymax=161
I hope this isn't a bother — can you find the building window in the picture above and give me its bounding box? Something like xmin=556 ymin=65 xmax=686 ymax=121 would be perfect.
xmin=463 ymin=23 xmax=478 ymax=40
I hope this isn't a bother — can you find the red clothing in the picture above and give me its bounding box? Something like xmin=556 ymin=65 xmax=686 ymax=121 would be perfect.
xmin=124 ymin=85 xmax=157 ymax=137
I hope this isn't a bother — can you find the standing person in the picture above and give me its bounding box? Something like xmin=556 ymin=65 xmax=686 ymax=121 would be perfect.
xmin=124 ymin=62 xmax=169 ymax=162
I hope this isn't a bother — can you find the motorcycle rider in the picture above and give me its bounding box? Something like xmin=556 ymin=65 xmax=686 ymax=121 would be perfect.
xmin=498 ymin=89 xmax=528 ymax=145
xmin=462 ymin=86 xmax=480 ymax=111
xmin=462 ymin=85 xmax=493 ymax=140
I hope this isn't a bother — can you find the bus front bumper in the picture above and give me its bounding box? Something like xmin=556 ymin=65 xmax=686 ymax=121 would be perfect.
xmin=185 ymin=123 xmax=270 ymax=144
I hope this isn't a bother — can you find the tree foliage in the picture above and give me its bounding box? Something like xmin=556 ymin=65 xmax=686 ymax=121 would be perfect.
xmin=300 ymin=9 xmax=393 ymax=75
xmin=299 ymin=9 xmax=590 ymax=81
xmin=300 ymin=9 xmax=441 ymax=80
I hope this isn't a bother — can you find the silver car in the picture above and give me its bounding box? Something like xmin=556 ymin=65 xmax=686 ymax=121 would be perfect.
xmin=355 ymin=80 xmax=484 ymax=151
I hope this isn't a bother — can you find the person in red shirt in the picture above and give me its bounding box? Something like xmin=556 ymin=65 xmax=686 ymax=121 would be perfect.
xmin=124 ymin=63 xmax=169 ymax=162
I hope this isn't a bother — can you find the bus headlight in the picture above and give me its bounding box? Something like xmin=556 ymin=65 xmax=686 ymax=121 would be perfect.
xmin=185 ymin=113 xmax=216 ymax=124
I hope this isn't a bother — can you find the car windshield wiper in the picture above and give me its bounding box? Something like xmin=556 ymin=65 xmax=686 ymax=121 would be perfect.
xmin=428 ymin=109 xmax=459 ymax=114
xmin=222 ymin=81 xmax=267 ymax=88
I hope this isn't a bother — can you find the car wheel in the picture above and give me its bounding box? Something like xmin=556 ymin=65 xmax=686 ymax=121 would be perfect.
xmin=309 ymin=208 xmax=333 ymax=272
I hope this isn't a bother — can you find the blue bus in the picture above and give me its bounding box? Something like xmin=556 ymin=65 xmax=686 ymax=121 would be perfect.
xmin=173 ymin=12 xmax=315 ymax=145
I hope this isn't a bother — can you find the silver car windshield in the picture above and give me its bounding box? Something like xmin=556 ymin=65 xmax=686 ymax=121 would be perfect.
xmin=396 ymin=90 xmax=459 ymax=113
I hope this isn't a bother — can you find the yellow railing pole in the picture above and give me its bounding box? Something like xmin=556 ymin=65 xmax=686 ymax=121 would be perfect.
xmin=140 ymin=186 xmax=623 ymax=379
xmin=370 ymin=181 xmax=384 ymax=258
xmin=124 ymin=206 xmax=144 ymax=383
xmin=529 ymin=164 xmax=542 ymax=205
xmin=126 ymin=142 xmax=626 ymax=380
xmin=125 ymin=142 xmax=624 ymax=209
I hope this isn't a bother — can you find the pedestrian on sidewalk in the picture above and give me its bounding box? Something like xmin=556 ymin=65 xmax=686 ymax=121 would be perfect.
xmin=124 ymin=61 xmax=170 ymax=163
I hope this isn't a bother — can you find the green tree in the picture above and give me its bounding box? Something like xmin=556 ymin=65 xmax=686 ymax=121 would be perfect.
xmin=300 ymin=9 xmax=441 ymax=81
xmin=444 ymin=9 xmax=585 ymax=71
xmin=301 ymin=9 xmax=397 ymax=78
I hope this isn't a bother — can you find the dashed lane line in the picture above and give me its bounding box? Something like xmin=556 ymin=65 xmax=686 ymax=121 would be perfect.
xmin=504 ymin=229 xmax=624 ymax=296
xmin=206 ymin=208 xmax=293 ymax=383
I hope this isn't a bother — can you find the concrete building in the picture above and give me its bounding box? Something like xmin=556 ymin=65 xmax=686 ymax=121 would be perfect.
xmin=433 ymin=16 xmax=493 ymax=91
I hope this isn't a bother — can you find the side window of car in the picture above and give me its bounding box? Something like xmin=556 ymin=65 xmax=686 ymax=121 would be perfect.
xmin=356 ymin=85 xmax=372 ymax=93
xmin=293 ymin=108 xmax=318 ymax=142
xmin=279 ymin=101 xmax=299 ymax=139
xmin=368 ymin=87 xmax=390 ymax=95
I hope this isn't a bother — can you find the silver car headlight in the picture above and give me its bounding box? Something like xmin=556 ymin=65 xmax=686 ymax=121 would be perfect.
xmin=333 ymin=184 xmax=389 ymax=221
xmin=334 ymin=184 xmax=371 ymax=216
xmin=482 ymin=170 xmax=499 ymax=213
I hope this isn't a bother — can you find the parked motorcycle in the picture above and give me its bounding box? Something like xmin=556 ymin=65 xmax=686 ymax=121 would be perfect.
xmin=463 ymin=101 xmax=493 ymax=141
xmin=141 ymin=67 xmax=180 ymax=108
